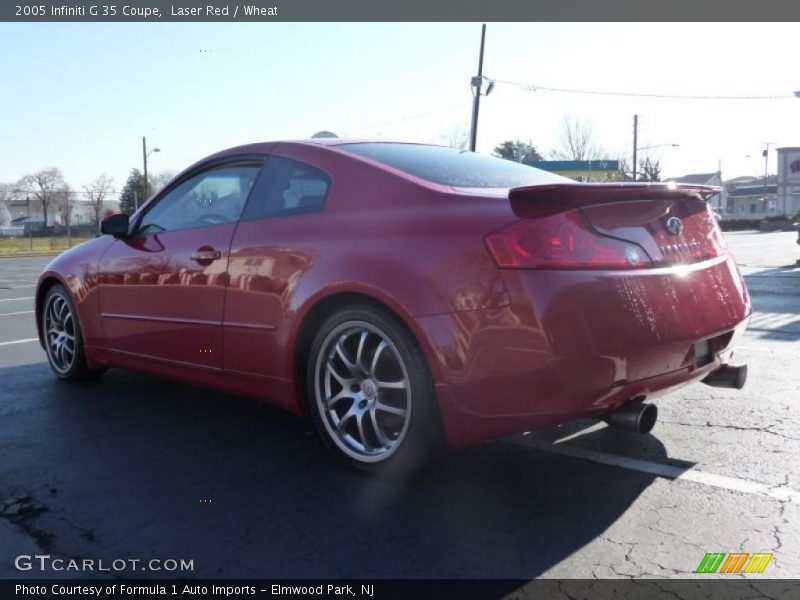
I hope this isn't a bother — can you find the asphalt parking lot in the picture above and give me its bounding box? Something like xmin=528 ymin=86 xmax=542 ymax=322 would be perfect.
xmin=0 ymin=231 xmax=798 ymax=579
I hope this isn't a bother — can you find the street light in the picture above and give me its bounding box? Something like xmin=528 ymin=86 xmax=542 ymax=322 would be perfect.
xmin=638 ymin=143 xmax=680 ymax=152
xmin=633 ymin=143 xmax=679 ymax=181
xmin=142 ymin=136 xmax=161 ymax=202
xmin=761 ymin=142 xmax=774 ymax=214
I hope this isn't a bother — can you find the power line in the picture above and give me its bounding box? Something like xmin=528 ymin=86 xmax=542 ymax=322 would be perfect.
xmin=489 ymin=78 xmax=795 ymax=100
xmin=9 ymin=189 xmax=122 ymax=196
xmin=342 ymin=102 xmax=470 ymax=135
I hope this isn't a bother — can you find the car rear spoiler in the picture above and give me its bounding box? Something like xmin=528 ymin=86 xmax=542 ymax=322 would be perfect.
xmin=508 ymin=182 xmax=722 ymax=219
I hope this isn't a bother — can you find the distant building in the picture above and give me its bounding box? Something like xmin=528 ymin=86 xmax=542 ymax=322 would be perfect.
xmin=525 ymin=159 xmax=622 ymax=182
xmin=726 ymin=182 xmax=779 ymax=218
xmin=5 ymin=196 xmax=115 ymax=228
xmin=664 ymin=172 xmax=725 ymax=212
xmin=776 ymin=147 xmax=800 ymax=217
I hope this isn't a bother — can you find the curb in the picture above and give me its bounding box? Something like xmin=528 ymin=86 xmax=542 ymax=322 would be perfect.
xmin=0 ymin=253 xmax=60 ymax=259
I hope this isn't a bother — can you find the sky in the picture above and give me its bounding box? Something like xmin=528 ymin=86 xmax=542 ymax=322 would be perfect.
xmin=1 ymin=22 xmax=799 ymax=200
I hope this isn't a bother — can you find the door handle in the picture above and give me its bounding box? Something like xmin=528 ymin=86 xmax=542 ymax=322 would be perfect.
xmin=190 ymin=249 xmax=222 ymax=263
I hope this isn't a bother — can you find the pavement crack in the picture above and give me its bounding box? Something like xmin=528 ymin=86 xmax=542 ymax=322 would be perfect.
xmin=0 ymin=494 xmax=54 ymax=552
xmin=659 ymin=419 xmax=800 ymax=442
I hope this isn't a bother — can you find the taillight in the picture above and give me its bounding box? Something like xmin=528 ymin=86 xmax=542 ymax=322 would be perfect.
xmin=485 ymin=210 xmax=651 ymax=269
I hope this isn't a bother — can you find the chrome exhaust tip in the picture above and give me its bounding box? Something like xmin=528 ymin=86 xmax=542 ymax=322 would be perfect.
xmin=702 ymin=364 xmax=747 ymax=390
xmin=604 ymin=401 xmax=658 ymax=435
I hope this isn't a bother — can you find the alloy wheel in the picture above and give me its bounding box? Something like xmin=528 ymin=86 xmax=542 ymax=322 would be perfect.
xmin=314 ymin=321 xmax=412 ymax=463
xmin=44 ymin=294 xmax=76 ymax=374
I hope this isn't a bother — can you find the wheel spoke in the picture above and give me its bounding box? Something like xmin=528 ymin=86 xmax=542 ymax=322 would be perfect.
xmin=355 ymin=330 xmax=368 ymax=373
xmin=375 ymin=401 xmax=407 ymax=417
xmin=355 ymin=412 xmax=372 ymax=453
xmin=326 ymin=389 xmax=352 ymax=409
xmin=56 ymin=298 xmax=67 ymax=322
xmin=376 ymin=378 xmax=407 ymax=390
xmin=326 ymin=360 xmax=352 ymax=388
xmin=369 ymin=409 xmax=392 ymax=447
xmin=370 ymin=340 xmax=387 ymax=377
xmin=334 ymin=336 xmax=356 ymax=375
xmin=336 ymin=405 xmax=357 ymax=431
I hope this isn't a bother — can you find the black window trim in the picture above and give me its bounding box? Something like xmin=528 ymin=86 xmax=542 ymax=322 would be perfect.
xmin=131 ymin=154 xmax=266 ymax=236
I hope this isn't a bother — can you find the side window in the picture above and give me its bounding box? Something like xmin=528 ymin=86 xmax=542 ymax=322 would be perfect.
xmin=242 ymin=156 xmax=330 ymax=220
xmin=138 ymin=164 xmax=261 ymax=234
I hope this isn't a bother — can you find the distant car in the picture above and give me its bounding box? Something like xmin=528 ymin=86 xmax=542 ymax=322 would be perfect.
xmin=36 ymin=141 xmax=751 ymax=472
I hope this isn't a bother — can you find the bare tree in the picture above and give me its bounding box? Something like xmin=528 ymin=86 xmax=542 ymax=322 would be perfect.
xmin=0 ymin=183 xmax=16 ymax=227
xmin=615 ymin=155 xmax=633 ymax=181
xmin=637 ymin=157 xmax=662 ymax=182
xmin=83 ymin=173 xmax=114 ymax=227
xmin=55 ymin=183 xmax=73 ymax=227
xmin=0 ymin=182 xmax=17 ymax=205
xmin=149 ymin=169 xmax=177 ymax=194
xmin=18 ymin=167 xmax=66 ymax=228
xmin=550 ymin=115 xmax=606 ymax=161
xmin=616 ymin=155 xmax=662 ymax=182
xmin=436 ymin=125 xmax=470 ymax=151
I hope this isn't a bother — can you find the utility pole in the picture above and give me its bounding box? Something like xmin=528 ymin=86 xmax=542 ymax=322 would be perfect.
xmin=142 ymin=136 xmax=149 ymax=199
xmin=134 ymin=190 xmax=138 ymax=212
xmin=762 ymin=143 xmax=771 ymax=214
xmin=26 ymin=195 xmax=32 ymax=252
xmin=66 ymin=190 xmax=71 ymax=248
xmin=468 ymin=24 xmax=487 ymax=152
xmin=632 ymin=114 xmax=639 ymax=181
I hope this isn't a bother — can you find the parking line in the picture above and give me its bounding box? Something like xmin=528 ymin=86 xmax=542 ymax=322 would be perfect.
xmin=0 ymin=297 xmax=34 ymax=302
xmin=0 ymin=338 xmax=38 ymax=347
xmin=738 ymin=345 xmax=800 ymax=357
xmin=0 ymin=310 xmax=34 ymax=316
xmin=524 ymin=439 xmax=800 ymax=506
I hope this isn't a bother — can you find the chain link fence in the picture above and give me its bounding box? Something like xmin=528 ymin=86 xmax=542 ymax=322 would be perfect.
xmin=0 ymin=193 xmax=120 ymax=256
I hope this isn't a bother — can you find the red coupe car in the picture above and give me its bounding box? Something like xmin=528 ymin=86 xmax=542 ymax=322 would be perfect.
xmin=36 ymin=140 xmax=750 ymax=471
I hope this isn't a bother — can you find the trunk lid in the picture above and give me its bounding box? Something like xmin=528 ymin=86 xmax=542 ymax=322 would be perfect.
xmin=508 ymin=183 xmax=726 ymax=267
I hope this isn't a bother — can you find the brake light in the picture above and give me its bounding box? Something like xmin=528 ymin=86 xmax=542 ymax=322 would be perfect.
xmin=485 ymin=210 xmax=651 ymax=269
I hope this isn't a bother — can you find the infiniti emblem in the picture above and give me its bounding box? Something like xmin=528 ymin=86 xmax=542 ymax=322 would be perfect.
xmin=666 ymin=216 xmax=684 ymax=235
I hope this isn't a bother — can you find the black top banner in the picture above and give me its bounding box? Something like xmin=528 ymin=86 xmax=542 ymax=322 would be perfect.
xmin=3 ymin=0 xmax=800 ymax=22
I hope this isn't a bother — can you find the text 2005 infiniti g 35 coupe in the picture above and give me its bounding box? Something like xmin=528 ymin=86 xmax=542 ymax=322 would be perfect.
xmin=36 ymin=140 xmax=750 ymax=471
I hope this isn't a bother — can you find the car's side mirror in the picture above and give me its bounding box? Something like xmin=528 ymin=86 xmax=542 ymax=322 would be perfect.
xmin=100 ymin=213 xmax=130 ymax=238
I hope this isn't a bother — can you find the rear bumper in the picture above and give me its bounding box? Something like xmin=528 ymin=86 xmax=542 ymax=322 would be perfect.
xmin=416 ymin=254 xmax=751 ymax=447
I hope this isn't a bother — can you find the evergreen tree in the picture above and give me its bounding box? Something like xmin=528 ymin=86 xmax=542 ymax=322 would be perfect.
xmin=118 ymin=169 xmax=147 ymax=215
xmin=492 ymin=140 xmax=543 ymax=162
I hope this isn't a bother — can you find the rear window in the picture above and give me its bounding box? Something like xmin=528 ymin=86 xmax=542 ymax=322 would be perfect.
xmin=337 ymin=142 xmax=569 ymax=188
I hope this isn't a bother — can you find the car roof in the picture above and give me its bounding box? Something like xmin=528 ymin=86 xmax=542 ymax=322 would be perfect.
xmin=212 ymin=139 xmax=445 ymax=156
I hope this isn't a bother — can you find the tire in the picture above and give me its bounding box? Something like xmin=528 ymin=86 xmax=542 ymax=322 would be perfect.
xmin=307 ymin=305 xmax=443 ymax=474
xmin=41 ymin=284 xmax=101 ymax=381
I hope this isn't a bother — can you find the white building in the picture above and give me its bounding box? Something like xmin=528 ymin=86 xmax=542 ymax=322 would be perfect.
xmin=776 ymin=147 xmax=800 ymax=217
xmin=664 ymin=172 xmax=727 ymax=213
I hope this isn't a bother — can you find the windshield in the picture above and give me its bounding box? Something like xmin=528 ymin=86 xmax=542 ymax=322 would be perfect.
xmin=337 ymin=142 xmax=571 ymax=188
